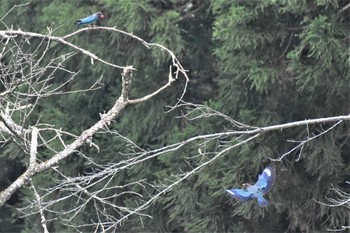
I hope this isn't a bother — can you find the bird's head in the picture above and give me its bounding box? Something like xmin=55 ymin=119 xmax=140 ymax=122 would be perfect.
xmin=96 ymin=12 xmax=104 ymax=19
xmin=242 ymin=183 xmax=252 ymax=188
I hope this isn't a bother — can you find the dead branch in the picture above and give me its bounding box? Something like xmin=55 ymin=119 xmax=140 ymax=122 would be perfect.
xmin=0 ymin=67 xmax=133 ymax=206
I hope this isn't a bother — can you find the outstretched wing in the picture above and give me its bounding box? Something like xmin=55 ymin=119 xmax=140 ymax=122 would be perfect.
xmin=225 ymin=188 xmax=254 ymax=202
xmin=253 ymin=164 xmax=276 ymax=195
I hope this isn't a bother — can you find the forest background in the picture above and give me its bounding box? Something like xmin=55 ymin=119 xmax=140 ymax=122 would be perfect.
xmin=0 ymin=0 xmax=349 ymax=232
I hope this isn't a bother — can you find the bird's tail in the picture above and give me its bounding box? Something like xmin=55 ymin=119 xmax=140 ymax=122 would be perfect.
xmin=257 ymin=196 xmax=268 ymax=207
xmin=74 ymin=20 xmax=81 ymax=25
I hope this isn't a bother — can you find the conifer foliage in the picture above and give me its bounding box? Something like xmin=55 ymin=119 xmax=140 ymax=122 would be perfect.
xmin=0 ymin=0 xmax=349 ymax=232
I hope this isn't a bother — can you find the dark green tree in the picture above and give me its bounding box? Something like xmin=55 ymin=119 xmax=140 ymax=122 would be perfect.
xmin=0 ymin=0 xmax=349 ymax=232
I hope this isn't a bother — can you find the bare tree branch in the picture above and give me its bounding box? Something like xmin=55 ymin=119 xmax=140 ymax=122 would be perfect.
xmin=0 ymin=29 xmax=125 ymax=69
xmin=314 ymin=182 xmax=350 ymax=231
xmin=338 ymin=3 xmax=350 ymax=14
xmin=0 ymin=66 xmax=133 ymax=206
xmin=271 ymin=120 xmax=343 ymax=161
xmin=104 ymin=133 xmax=261 ymax=231
xmin=0 ymin=11 xmax=348 ymax=230
xmin=31 ymin=182 xmax=49 ymax=233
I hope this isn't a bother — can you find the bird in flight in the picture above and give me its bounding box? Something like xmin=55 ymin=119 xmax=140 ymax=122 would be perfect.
xmin=225 ymin=164 xmax=276 ymax=207
xmin=74 ymin=12 xmax=104 ymax=25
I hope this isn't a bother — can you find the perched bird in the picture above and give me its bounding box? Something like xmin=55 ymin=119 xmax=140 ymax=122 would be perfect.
xmin=74 ymin=12 xmax=104 ymax=25
xmin=225 ymin=164 xmax=276 ymax=207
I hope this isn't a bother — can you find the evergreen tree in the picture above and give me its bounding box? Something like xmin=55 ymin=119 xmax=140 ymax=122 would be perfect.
xmin=0 ymin=0 xmax=349 ymax=232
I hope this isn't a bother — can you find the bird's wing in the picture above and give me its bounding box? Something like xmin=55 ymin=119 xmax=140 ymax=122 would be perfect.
xmin=225 ymin=188 xmax=254 ymax=202
xmin=253 ymin=164 xmax=276 ymax=195
xmin=79 ymin=14 xmax=98 ymax=24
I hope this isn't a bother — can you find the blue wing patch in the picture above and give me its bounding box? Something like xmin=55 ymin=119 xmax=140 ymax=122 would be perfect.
xmin=225 ymin=188 xmax=254 ymax=202
xmin=253 ymin=164 xmax=276 ymax=194
xmin=78 ymin=14 xmax=98 ymax=24
xmin=75 ymin=12 xmax=104 ymax=25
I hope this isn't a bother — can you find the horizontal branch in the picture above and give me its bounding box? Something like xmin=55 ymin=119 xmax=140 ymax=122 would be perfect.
xmin=68 ymin=114 xmax=350 ymax=206
xmin=110 ymin=114 xmax=350 ymax=173
xmin=162 ymin=114 xmax=350 ymax=142
xmin=0 ymin=29 xmax=125 ymax=69
xmin=230 ymin=114 xmax=350 ymax=135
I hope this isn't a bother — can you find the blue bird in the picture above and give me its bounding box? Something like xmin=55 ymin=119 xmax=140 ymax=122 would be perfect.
xmin=74 ymin=12 xmax=104 ymax=25
xmin=225 ymin=164 xmax=276 ymax=207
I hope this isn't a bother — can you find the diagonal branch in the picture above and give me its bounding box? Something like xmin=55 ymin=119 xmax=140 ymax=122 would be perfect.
xmin=0 ymin=66 xmax=134 ymax=207
xmin=105 ymin=133 xmax=261 ymax=231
